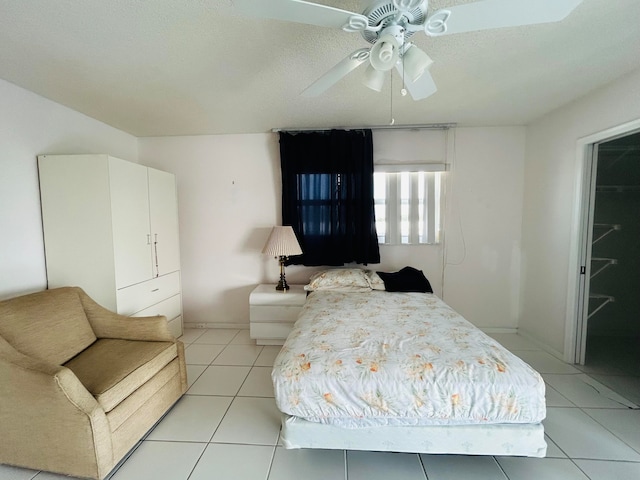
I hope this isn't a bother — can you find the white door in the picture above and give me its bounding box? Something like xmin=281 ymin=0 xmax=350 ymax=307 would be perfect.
xmin=109 ymin=158 xmax=153 ymax=288
xmin=148 ymin=168 xmax=181 ymax=277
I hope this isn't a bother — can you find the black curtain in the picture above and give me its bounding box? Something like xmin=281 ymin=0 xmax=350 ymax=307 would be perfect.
xmin=280 ymin=129 xmax=380 ymax=266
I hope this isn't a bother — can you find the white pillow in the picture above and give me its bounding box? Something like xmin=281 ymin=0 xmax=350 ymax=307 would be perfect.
xmin=304 ymin=268 xmax=372 ymax=292
xmin=364 ymin=270 xmax=386 ymax=291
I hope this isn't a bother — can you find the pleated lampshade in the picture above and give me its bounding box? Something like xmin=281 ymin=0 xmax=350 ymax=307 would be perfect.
xmin=262 ymin=226 xmax=302 ymax=257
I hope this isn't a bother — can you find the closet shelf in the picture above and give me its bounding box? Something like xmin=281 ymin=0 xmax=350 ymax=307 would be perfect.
xmin=590 ymin=257 xmax=618 ymax=279
xmin=592 ymin=223 xmax=621 ymax=245
xmin=588 ymin=294 xmax=615 ymax=320
xmin=595 ymin=185 xmax=640 ymax=193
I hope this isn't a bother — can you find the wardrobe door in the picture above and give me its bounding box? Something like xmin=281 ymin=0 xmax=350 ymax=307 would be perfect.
xmin=38 ymin=154 xmax=117 ymax=308
xmin=148 ymin=167 xmax=181 ymax=277
xmin=109 ymin=158 xmax=153 ymax=288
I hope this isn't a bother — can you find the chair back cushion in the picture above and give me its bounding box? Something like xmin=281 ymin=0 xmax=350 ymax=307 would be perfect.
xmin=0 ymin=287 xmax=97 ymax=365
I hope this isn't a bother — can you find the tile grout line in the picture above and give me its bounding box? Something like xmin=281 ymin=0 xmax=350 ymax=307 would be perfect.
xmin=569 ymin=457 xmax=594 ymax=480
xmin=344 ymin=450 xmax=349 ymax=480
xmin=577 ymin=405 xmax=640 ymax=458
xmin=491 ymin=456 xmax=510 ymax=480
xmin=206 ymin=396 xmax=237 ymax=444
xmin=416 ymin=453 xmax=430 ymax=479
xmin=183 ymin=331 xmax=238 ymax=480
xmin=264 ymin=443 xmax=278 ymax=480
xmin=183 ymin=443 xmax=209 ymax=480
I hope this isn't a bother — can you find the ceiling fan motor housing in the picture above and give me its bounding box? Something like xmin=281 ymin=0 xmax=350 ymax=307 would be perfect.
xmin=361 ymin=0 xmax=428 ymax=44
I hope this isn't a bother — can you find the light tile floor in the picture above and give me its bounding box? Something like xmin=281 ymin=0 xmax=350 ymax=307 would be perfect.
xmin=580 ymin=335 xmax=640 ymax=407
xmin=3 ymin=329 xmax=640 ymax=480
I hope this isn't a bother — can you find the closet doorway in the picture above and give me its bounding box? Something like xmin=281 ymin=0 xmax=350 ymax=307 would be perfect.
xmin=576 ymin=130 xmax=640 ymax=403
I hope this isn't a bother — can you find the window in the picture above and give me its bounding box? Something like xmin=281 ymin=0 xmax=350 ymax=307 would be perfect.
xmin=298 ymin=173 xmax=338 ymax=236
xmin=374 ymin=166 xmax=444 ymax=245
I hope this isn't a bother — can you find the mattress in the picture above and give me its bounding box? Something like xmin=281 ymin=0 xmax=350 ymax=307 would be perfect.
xmin=272 ymin=291 xmax=546 ymax=428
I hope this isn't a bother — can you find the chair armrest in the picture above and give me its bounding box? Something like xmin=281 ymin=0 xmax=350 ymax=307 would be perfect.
xmin=75 ymin=287 xmax=175 ymax=341
xmin=0 ymin=335 xmax=113 ymax=478
xmin=0 ymin=334 xmax=102 ymax=417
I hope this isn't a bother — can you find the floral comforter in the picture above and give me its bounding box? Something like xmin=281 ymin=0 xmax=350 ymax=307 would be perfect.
xmin=272 ymin=291 xmax=546 ymax=428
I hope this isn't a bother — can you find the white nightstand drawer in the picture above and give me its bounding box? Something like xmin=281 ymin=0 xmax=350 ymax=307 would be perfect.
xmin=250 ymin=305 xmax=302 ymax=323
xmin=249 ymin=284 xmax=307 ymax=306
xmin=249 ymin=284 xmax=306 ymax=344
xmin=251 ymin=322 xmax=295 ymax=341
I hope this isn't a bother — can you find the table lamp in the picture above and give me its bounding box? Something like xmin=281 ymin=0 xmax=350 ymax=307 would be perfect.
xmin=262 ymin=226 xmax=303 ymax=291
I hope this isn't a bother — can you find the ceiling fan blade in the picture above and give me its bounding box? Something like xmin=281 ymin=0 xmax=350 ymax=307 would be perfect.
xmin=395 ymin=64 xmax=437 ymax=101
xmin=234 ymin=0 xmax=368 ymax=30
xmin=301 ymin=49 xmax=370 ymax=97
xmin=425 ymin=0 xmax=583 ymax=36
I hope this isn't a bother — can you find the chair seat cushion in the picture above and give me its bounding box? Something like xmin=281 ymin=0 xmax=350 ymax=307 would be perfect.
xmin=64 ymin=338 xmax=177 ymax=413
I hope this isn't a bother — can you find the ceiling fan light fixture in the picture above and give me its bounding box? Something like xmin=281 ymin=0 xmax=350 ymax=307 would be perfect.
xmin=370 ymin=33 xmax=401 ymax=71
xmin=403 ymin=44 xmax=433 ymax=82
xmin=363 ymin=64 xmax=386 ymax=92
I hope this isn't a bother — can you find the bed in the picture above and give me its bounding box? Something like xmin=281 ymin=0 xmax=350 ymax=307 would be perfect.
xmin=271 ymin=268 xmax=547 ymax=457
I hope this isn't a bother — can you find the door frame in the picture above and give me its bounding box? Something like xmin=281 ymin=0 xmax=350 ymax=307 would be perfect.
xmin=564 ymin=118 xmax=640 ymax=364
xmin=574 ymin=143 xmax=598 ymax=365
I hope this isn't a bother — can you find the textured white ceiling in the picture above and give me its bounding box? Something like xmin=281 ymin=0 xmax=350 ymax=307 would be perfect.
xmin=0 ymin=0 xmax=638 ymax=136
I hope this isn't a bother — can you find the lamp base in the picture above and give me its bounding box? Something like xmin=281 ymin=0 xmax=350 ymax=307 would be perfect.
xmin=275 ymin=256 xmax=290 ymax=291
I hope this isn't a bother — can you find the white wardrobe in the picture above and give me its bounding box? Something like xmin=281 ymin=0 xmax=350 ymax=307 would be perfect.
xmin=38 ymin=154 xmax=183 ymax=337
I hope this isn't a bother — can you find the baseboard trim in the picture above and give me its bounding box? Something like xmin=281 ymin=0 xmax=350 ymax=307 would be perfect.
xmin=184 ymin=322 xmax=249 ymax=329
xmin=479 ymin=327 xmax=518 ymax=334
xmin=517 ymin=328 xmax=565 ymax=361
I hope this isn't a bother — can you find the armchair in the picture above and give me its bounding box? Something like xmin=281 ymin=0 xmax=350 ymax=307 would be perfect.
xmin=0 ymin=287 xmax=188 ymax=479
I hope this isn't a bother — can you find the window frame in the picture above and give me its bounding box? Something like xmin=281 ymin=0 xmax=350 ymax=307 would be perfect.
xmin=374 ymin=163 xmax=446 ymax=246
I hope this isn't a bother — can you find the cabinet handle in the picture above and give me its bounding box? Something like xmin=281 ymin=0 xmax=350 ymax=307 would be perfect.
xmin=153 ymin=233 xmax=159 ymax=277
xmin=151 ymin=288 xmax=159 ymax=292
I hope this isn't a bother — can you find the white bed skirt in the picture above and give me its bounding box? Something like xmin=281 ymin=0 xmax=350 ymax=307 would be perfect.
xmin=280 ymin=414 xmax=547 ymax=458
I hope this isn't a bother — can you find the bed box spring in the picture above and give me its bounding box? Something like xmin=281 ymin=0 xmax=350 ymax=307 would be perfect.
xmin=280 ymin=414 xmax=547 ymax=457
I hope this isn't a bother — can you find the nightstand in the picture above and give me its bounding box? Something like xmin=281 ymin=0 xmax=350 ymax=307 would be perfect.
xmin=249 ymin=284 xmax=307 ymax=345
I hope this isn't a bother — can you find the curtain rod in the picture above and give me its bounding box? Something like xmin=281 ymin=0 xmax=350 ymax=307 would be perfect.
xmin=272 ymin=123 xmax=457 ymax=133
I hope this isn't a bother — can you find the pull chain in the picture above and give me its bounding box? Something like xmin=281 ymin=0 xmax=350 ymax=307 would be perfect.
xmin=389 ymin=71 xmax=395 ymax=125
xmin=401 ymin=47 xmax=407 ymax=97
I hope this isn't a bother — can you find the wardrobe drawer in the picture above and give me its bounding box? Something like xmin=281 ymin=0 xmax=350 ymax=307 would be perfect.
xmin=116 ymin=271 xmax=180 ymax=315
xmin=131 ymin=293 xmax=182 ymax=321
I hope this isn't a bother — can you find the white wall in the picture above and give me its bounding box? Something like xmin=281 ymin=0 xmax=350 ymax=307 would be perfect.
xmin=376 ymin=127 xmax=526 ymax=330
xmin=520 ymin=67 xmax=640 ymax=355
xmin=0 ymin=77 xmax=526 ymax=331
xmin=140 ymin=126 xmax=525 ymax=329
xmin=372 ymin=129 xmax=448 ymax=299
xmin=139 ymin=134 xmax=282 ymax=327
xmin=444 ymin=127 xmax=525 ymax=330
xmin=3 ymin=62 xmax=636 ymax=345
xmin=0 ymin=79 xmax=138 ymax=300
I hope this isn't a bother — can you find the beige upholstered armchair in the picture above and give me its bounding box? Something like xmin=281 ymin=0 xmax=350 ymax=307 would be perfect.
xmin=0 ymin=287 xmax=188 ymax=479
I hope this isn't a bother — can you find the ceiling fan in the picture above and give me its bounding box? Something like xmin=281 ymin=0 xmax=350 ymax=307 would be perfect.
xmin=234 ymin=0 xmax=583 ymax=101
